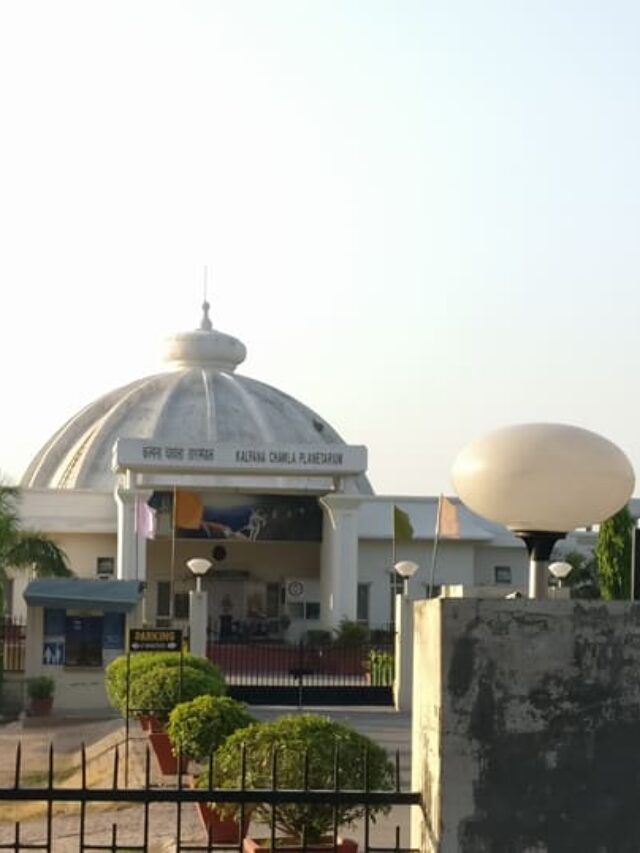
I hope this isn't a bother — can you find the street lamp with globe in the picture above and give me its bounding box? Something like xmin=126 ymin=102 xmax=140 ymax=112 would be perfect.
xmin=548 ymin=561 xmax=573 ymax=589
xmin=452 ymin=423 xmax=635 ymax=599
xmin=394 ymin=560 xmax=419 ymax=598
xmin=186 ymin=557 xmax=212 ymax=656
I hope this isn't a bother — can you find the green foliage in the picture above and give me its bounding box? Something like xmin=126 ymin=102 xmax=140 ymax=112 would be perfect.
xmin=129 ymin=664 xmax=226 ymax=723
xmin=167 ymin=695 xmax=255 ymax=761
xmin=333 ymin=619 xmax=370 ymax=646
xmin=365 ymin=650 xmax=394 ymax=686
xmin=551 ymin=549 xmax=600 ymax=598
xmin=26 ymin=676 xmax=55 ymax=700
xmin=105 ymin=652 xmax=226 ymax=719
xmin=208 ymin=713 xmax=394 ymax=841
xmin=0 ymin=485 xmax=70 ymax=578
xmin=596 ymin=507 xmax=633 ymax=600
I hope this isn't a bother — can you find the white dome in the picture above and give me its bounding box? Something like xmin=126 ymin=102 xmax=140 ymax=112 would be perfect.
xmin=22 ymin=304 xmax=372 ymax=495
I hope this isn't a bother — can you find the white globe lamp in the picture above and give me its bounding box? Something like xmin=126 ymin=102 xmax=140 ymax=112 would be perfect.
xmin=452 ymin=423 xmax=634 ymax=599
xmin=187 ymin=557 xmax=212 ymax=592
xmin=548 ymin=561 xmax=573 ymax=589
xmin=394 ymin=560 xmax=419 ymax=598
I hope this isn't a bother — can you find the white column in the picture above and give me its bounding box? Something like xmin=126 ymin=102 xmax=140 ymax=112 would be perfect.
xmin=393 ymin=593 xmax=414 ymax=711
xmin=115 ymin=486 xmax=151 ymax=582
xmin=189 ymin=589 xmax=208 ymax=657
xmin=319 ymin=495 xmax=361 ymax=632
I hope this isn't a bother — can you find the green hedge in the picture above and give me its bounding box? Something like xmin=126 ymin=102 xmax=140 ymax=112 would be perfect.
xmin=204 ymin=714 xmax=394 ymax=841
xmin=105 ymin=652 xmax=226 ymax=719
xmin=167 ymin=695 xmax=255 ymax=761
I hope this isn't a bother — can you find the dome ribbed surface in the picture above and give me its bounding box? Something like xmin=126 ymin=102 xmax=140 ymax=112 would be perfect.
xmin=22 ymin=368 xmax=372 ymax=494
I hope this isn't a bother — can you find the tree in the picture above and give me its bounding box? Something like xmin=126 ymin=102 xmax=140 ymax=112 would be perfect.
xmin=0 ymin=485 xmax=70 ymax=580
xmin=595 ymin=506 xmax=633 ymax=600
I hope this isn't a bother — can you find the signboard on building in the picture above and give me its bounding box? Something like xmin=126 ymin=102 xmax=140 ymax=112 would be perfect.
xmin=129 ymin=628 xmax=182 ymax=652
xmin=113 ymin=439 xmax=367 ymax=477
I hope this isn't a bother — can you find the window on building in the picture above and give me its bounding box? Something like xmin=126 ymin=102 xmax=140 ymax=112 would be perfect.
xmin=305 ymin=601 xmax=320 ymax=620
xmin=174 ymin=593 xmax=190 ymax=620
xmin=157 ymin=582 xmax=171 ymax=617
xmin=266 ymin=583 xmax=280 ymax=618
xmin=494 ymin=566 xmax=512 ymax=585
xmin=65 ymin=613 xmax=103 ymax=667
xmin=96 ymin=557 xmax=115 ymax=578
xmin=156 ymin=582 xmax=190 ymax=620
xmin=357 ymin=583 xmax=370 ymax=624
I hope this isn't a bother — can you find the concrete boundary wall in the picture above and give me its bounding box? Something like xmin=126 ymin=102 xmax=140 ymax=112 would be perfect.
xmin=412 ymin=598 xmax=640 ymax=853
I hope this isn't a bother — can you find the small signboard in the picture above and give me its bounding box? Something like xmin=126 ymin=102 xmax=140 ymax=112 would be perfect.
xmin=42 ymin=641 xmax=64 ymax=666
xmin=129 ymin=628 xmax=182 ymax=652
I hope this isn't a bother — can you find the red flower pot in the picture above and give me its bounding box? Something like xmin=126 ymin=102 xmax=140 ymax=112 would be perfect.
xmin=196 ymin=802 xmax=249 ymax=843
xmin=29 ymin=697 xmax=53 ymax=717
xmin=148 ymin=729 xmax=188 ymax=775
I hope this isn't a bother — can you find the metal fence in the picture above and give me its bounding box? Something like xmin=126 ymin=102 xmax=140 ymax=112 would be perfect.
xmin=1 ymin=617 xmax=26 ymax=673
xmin=0 ymin=740 xmax=421 ymax=853
xmin=206 ymin=640 xmax=395 ymax=706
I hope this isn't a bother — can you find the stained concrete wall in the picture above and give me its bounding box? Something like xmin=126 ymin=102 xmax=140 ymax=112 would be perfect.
xmin=412 ymin=598 xmax=640 ymax=853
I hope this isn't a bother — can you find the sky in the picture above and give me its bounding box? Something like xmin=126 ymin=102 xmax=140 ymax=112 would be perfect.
xmin=1 ymin=0 xmax=640 ymax=496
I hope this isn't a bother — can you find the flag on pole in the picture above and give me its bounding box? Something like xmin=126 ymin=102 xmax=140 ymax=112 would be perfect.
xmin=393 ymin=505 xmax=414 ymax=544
xmin=174 ymin=490 xmax=203 ymax=530
xmin=428 ymin=495 xmax=461 ymax=596
xmin=135 ymin=498 xmax=157 ymax=540
xmin=437 ymin=495 xmax=460 ymax=539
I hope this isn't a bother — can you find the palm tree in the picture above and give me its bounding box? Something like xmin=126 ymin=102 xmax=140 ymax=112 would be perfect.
xmin=0 ymin=486 xmax=70 ymax=579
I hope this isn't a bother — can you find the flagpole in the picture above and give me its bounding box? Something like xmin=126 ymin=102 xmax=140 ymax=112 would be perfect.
xmin=428 ymin=495 xmax=443 ymax=598
xmin=171 ymin=486 xmax=177 ymax=621
xmin=391 ymin=505 xmax=396 ymax=627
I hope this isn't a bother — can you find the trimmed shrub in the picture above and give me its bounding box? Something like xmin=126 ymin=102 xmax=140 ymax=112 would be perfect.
xmin=128 ymin=664 xmax=225 ymax=723
xmin=167 ymin=695 xmax=255 ymax=761
xmin=205 ymin=713 xmax=394 ymax=842
xmin=105 ymin=652 xmax=225 ymax=717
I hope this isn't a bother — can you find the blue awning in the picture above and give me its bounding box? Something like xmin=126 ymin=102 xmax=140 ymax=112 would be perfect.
xmin=24 ymin=579 xmax=143 ymax=613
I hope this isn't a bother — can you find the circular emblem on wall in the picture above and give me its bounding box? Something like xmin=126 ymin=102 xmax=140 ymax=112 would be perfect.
xmin=287 ymin=580 xmax=304 ymax=598
xmin=212 ymin=545 xmax=227 ymax=562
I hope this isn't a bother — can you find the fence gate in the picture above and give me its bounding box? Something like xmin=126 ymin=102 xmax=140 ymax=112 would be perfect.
xmin=206 ymin=639 xmax=396 ymax=706
xmin=0 ymin=740 xmax=421 ymax=852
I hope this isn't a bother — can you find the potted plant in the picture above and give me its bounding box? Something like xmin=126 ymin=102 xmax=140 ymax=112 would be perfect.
xmin=167 ymin=695 xmax=256 ymax=840
xmin=208 ymin=713 xmax=394 ymax=852
xmin=364 ymin=650 xmax=394 ymax=686
xmin=105 ymin=651 xmax=226 ymax=724
xmin=26 ymin=676 xmax=55 ymax=716
xmin=105 ymin=652 xmax=227 ymax=775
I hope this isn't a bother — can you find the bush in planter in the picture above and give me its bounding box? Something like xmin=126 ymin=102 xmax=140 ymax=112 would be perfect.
xmin=26 ymin=675 xmax=55 ymax=715
xmin=364 ymin=650 xmax=394 ymax=686
xmin=167 ymin=695 xmax=255 ymax=762
xmin=105 ymin=652 xmax=226 ymax=718
xmin=27 ymin=675 xmax=55 ymax=700
xmin=205 ymin=714 xmax=394 ymax=843
xmin=128 ymin=664 xmax=226 ymax=724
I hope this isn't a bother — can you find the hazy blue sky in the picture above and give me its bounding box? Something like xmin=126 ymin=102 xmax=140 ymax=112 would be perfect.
xmin=1 ymin=1 xmax=639 ymax=495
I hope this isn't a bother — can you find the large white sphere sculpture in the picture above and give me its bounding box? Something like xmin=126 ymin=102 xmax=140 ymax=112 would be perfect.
xmin=452 ymin=423 xmax=635 ymax=598
xmin=452 ymin=423 xmax=634 ymax=533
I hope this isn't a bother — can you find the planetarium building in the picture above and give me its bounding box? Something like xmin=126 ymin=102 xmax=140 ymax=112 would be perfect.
xmin=10 ymin=303 xmax=544 ymax=703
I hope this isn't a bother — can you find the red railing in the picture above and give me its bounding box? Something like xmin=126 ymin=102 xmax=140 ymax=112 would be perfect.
xmin=2 ymin=616 xmax=26 ymax=672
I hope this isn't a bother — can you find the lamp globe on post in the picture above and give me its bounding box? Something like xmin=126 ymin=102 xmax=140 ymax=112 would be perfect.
xmin=187 ymin=557 xmax=212 ymax=593
xmin=452 ymin=423 xmax=635 ymax=599
xmin=186 ymin=558 xmax=212 ymax=658
xmin=548 ymin=561 xmax=573 ymax=590
xmin=394 ymin=560 xmax=419 ymax=598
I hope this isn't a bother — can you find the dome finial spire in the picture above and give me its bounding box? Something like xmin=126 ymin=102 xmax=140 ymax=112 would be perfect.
xmin=200 ymin=265 xmax=213 ymax=331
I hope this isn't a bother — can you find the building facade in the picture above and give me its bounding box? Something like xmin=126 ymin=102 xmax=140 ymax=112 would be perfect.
xmin=10 ymin=303 xmax=590 ymax=644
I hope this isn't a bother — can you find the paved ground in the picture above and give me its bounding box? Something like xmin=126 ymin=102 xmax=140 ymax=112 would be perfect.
xmin=0 ymin=706 xmax=415 ymax=852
